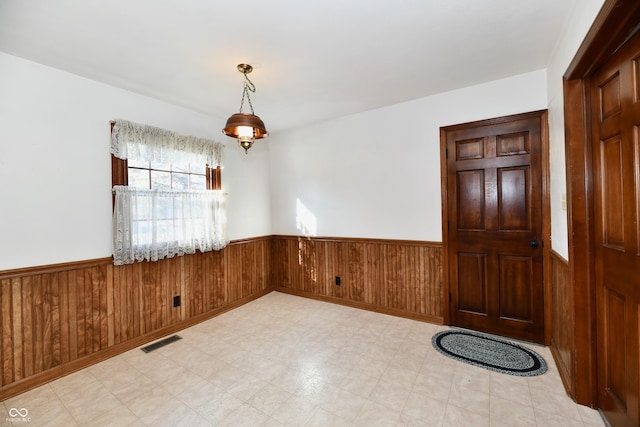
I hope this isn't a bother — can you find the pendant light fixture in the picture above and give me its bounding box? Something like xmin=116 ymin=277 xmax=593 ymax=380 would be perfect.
xmin=222 ymin=64 xmax=268 ymax=153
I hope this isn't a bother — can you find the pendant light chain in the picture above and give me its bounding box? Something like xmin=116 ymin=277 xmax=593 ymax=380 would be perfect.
xmin=239 ymin=72 xmax=256 ymax=115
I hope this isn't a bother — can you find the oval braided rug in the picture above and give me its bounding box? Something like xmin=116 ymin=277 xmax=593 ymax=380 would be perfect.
xmin=431 ymin=329 xmax=547 ymax=376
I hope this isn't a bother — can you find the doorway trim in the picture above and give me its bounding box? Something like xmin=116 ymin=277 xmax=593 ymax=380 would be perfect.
xmin=439 ymin=110 xmax=551 ymax=340
xmin=563 ymin=0 xmax=640 ymax=407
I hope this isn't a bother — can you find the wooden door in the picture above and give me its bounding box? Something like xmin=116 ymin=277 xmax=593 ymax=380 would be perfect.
xmin=442 ymin=112 xmax=545 ymax=343
xmin=591 ymin=30 xmax=640 ymax=427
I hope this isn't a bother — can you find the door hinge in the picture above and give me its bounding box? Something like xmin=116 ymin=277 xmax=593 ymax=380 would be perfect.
xmin=447 ymin=221 xmax=450 ymax=231
xmin=446 ymin=148 xmax=449 ymax=159
xmin=449 ymin=293 xmax=452 ymax=303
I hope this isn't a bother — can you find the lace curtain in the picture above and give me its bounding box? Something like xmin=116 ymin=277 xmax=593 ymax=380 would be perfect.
xmin=112 ymin=187 xmax=228 ymax=265
xmin=111 ymin=119 xmax=228 ymax=265
xmin=111 ymin=119 xmax=225 ymax=167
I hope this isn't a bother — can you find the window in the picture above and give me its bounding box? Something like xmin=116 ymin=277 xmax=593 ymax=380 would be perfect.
xmin=110 ymin=119 xmax=227 ymax=265
xmin=112 ymin=158 xmax=221 ymax=190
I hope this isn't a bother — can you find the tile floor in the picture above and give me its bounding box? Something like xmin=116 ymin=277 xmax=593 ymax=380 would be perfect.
xmin=1 ymin=292 xmax=606 ymax=426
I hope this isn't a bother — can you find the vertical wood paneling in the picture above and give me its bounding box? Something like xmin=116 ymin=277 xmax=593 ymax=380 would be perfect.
xmin=67 ymin=270 xmax=78 ymax=361
xmin=165 ymin=257 xmax=181 ymax=325
xmin=211 ymin=249 xmax=225 ymax=310
xmin=349 ymin=243 xmax=365 ymax=302
xmin=0 ymin=237 xmax=272 ymax=399
xmin=41 ymin=274 xmax=52 ymax=371
xmin=106 ymin=265 xmax=114 ymax=347
xmin=48 ymin=273 xmax=60 ymax=370
xmin=367 ymin=244 xmax=383 ymax=307
xmin=272 ymin=236 xmax=443 ymax=321
xmin=22 ymin=276 xmax=34 ymax=378
xmin=59 ymin=271 xmax=70 ymax=364
xmin=92 ymin=266 xmax=105 ymax=353
xmin=11 ymin=278 xmax=23 ymax=382
xmin=75 ymin=270 xmax=86 ymax=358
xmin=140 ymin=262 xmax=154 ymax=334
xmin=1 ymin=279 xmax=13 ymax=386
xmin=549 ymin=250 xmax=573 ymax=396
xmin=32 ymin=275 xmax=44 ymax=375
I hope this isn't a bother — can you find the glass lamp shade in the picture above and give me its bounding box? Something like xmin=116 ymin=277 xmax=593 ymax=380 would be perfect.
xmin=222 ymin=113 xmax=268 ymax=152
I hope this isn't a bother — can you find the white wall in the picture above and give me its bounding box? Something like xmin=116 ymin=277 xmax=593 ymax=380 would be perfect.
xmin=0 ymin=52 xmax=271 ymax=270
xmin=270 ymin=70 xmax=547 ymax=241
xmin=545 ymin=0 xmax=605 ymax=260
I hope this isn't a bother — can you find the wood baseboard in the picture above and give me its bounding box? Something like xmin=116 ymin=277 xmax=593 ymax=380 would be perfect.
xmin=275 ymin=287 xmax=443 ymax=325
xmin=271 ymin=235 xmax=444 ymax=321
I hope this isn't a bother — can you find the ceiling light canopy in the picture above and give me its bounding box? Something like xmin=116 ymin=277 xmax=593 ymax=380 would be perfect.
xmin=222 ymin=64 xmax=268 ymax=153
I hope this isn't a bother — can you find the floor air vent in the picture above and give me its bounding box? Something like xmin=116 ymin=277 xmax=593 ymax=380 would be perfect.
xmin=141 ymin=335 xmax=182 ymax=353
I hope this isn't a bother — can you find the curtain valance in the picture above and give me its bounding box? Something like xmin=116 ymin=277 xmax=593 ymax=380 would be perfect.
xmin=110 ymin=119 xmax=224 ymax=168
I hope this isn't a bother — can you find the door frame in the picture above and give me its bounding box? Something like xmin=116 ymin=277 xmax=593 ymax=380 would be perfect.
xmin=563 ymin=0 xmax=640 ymax=407
xmin=439 ymin=110 xmax=551 ymax=340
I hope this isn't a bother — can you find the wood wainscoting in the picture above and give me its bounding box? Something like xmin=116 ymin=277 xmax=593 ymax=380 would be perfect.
xmin=271 ymin=236 xmax=443 ymax=323
xmin=0 ymin=237 xmax=272 ymax=400
xmin=548 ymin=250 xmax=573 ymax=397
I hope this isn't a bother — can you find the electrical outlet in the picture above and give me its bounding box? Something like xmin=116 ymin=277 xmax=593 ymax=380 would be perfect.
xmin=335 ymin=276 xmax=341 ymax=286
xmin=173 ymin=295 xmax=181 ymax=307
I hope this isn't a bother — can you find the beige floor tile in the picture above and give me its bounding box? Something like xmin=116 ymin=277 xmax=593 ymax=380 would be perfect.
xmin=2 ymin=293 xmax=607 ymax=427
xmin=304 ymin=407 xmax=352 ymax=427
xmin=155 ymin=365 xmax=207 ymax=396
xmin=357 ymin=400 xmax=402 ymax=427
xmin=205 ymin=362 xmax=251 ymax=391
xmin=576 ymin=403 xmax=606 ymax=425
xmin=443 ymin=404 xmax=490 ymax=427
xmin=527 ymin=369 xmax=566 ymax=395
xmin=219 ymin=402 xmax=269 ymax=427
xmin=147 ymin=403 xmax=211 ymax=427
xmin=248 ymin=383 xmax=292 ymax=415
xmin=401 ymin=390 xmax=447 ymax=424
xmin=270 ymin=367 xmax=321 ymax=394
xmin=242 ymin=357 xmax=290 ymax=383
xmin=195 ymin=391 xmax=244 ymax=425
xmin=56 ymin=381 xmax=123 ymax=425
xmin=271 ymin=394 xmax=316 ymax=426
xmin=389 ymin=351 xmax=426 ymax=373
xmin=77 ymin=405 xmax=140 ymax=427
xmin=452 ymin=365 xmax=491 ymax=394
xmin=369 ymin=377 xmax=411 ymax=411
xmin=352 ymin=356 xmax=388 ymax=379
xmin=448 ymin=383 xmax=490 ymax=415
xmin=314 ymin=362 xmax=352 ymax=387
xmin=534 ymin=409 xmax=588 ymax=427
xmin=412 ymin=369 xmax=453 ymax=402
xmin=318 ymin=387 xmax=368 ymax=422
xmin=489 ymin=373 xmax=533 ymax=407
xmin=225 ymin=375 xmax=269 ymax=402
xmin=124 ymin=386 xmax=184 ymax=421
xmin=4 ymin=385 xmax=60 ymax=412
xmin=490 ymin=395 xmax=536 ymax=427
xmin=3 ymin=389 xmax=78 ymax=427
xmin=338 ymin=370 xmax=379 ymax=398
xmin=176 ymin=377 xmax=224 ymax=409
xmin=530 ymin=386 xmax=582 ymax=420
xmin=49 ymin=369 xmax=98 ymax=398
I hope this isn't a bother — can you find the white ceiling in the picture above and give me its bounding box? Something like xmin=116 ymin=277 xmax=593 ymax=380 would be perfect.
xmin=0 ymin=0 xmax=576 ymax=133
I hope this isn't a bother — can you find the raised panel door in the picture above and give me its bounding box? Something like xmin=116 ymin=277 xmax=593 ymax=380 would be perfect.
xmin=444 ymin=112 xmax=545 ymax=343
